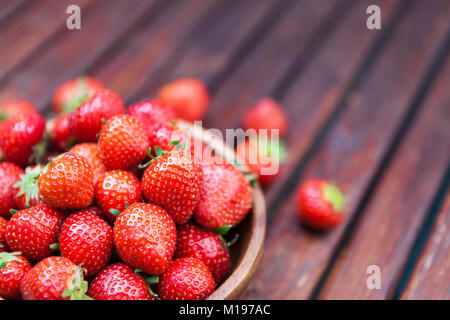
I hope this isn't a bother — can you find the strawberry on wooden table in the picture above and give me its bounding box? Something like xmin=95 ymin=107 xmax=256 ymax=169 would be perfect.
xmin=0 ymin=99 xmax=36 ymax=121
xmin=175 ymin=223 xmax=230 ymax=283
xmin=5 ymin=204 xmax=64 ymax=261
xmin=194 ymin=162 xmax=252 ymax=230
xmin=38 ymin=153 xmax=94 ymax=210
xmin=142 ymin=151 xmax=203 ymax=224
xmin=0 ymin=252 xmax=31 ymax=299
xmin=0 ymin=162 xmax=23 ymax=218
xmin=95 ymin=170 xmax=142 ymax=221
xmin=59 ymin=210 xmax=113 ymax=277
xmin=297 ymin=178 xmax=345 ymax=231
xmin=127 ymin=99 xmax=177 ymax=130
xmin=21 ymin=256 xmax=91 ymax=300
xmin=88 ymin=263 xmax=154 ymax=300
xmin=13 ymin=165 xmax=43 ymax=210
xmin=69 ymin=88 xmax=125 ymax=142
xmin=69 ymin=143 xmax=107 ymax=183
xmin=158 ymin=257 xmax=215 ymax=300
xmin=98 ymin=114 xmax=150 ymax=170
xmin=113 ymin=203 xmax=176 ymax=276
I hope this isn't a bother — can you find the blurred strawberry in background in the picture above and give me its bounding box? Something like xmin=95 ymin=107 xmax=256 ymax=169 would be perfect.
xmin=242 ymin=97 xmax=288 ymax=137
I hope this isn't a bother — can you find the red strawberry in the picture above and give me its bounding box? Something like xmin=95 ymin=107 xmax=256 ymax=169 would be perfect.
xmin=127 ymin=99 xmax=177 ymax=130
xmin=98 ymin=114 xmax=150 ymax=170
xmin=69 ymin=143 xmax=106 ymax=183
xmin=0 ymin=162 xmax=23 ymax=218
xmin=158 ymin=257 xmax=215 ymax=300
xmin=0 ymin=217 xmax=7 ymax=252
xmin=142 ymin=151 xmax=203 ymax=224
xmin=0 ymin=99 xmax=36 ymax=121
xmin=47 ymin=114 xmax=75 ymax=151
xmin=147 ymin=121 xmax=194 ymax=154
xmin=88 ymin=263 xmax=154 ymax=300
xmin=297 ymin=179 xmax=345 ymax=230
xmin=52 ymin=76 xmax=104 ymax=114
xmin=242 ymin=98 xmax=289 ymax=137
xmin=21 ymin=256 xmax=91 ymax=300
xmin=236 ymin=136 xmax=287 ymax=186
xmin=38 ymin=153 xmax=94 ymax=209
xmin=194 ymin=163 xmax=252 ymax=229
xmin=95 ymin=170 xmax=142 ymax=221
xmin=82 ymin=206 xmax=107 ymax=220
xmin=113 ymin=203 xmax=176 ymax=275
xmin=0 ymin=252 xmax=31 ymax=299
xmin=175 ymin=223 xmax=230 ymax=283
xmin=5 ymin=204 xmax=63 ymax=261
xmin=0 ymin=112 xmax=45 ymax=167
xmin=69 ymin=88 xmax=124 ymax=142
xmin=13 ymin=165 xmax=43 ymax=210
xmin=60 ymin=211 xmax=113 ymax=277
xmin=158 ymin=78 xmax=210 ymax=121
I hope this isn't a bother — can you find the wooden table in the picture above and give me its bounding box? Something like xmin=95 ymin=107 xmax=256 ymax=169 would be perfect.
xmin=0 ymin=0 xmax=448 ymax=300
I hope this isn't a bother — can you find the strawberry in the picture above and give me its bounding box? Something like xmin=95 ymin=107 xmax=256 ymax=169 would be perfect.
xmin=127 ymin=99 xmax=177 ymax=130
xmin=158 ymin=257 xmax=215 ymax=300
xmin=0 ymin=162 xmax=23 ymax=218
xmin=147 ymin=121 xmax=194 ymax=155
xmin=69 ymin=143 xmax=106 ymax=183
xmin=38 ymin=153 xmax=94 ymax=209
xmin=88 ymin=263 xmax=154 ymax=300
xmin=158 ymin=78 xmax=210 ymax=121
xmin=69 ymin=88 xmax=125 ymax=142
xmin=98 ymin=114 xmax=150 ymax=170
xmin=13 ymin=165 xmax=43 ymax=210
xmin=242 ymin=98 xmax=288 ymax=137
xmin=194 ymin=163 xmax=252 ymax=229
xmin=175 ymin=223 xmax=230 ymax=283
xmin=297 ymin=179 xmax=345 ymax=230
xmin=82 ymin=206 xmax=107 ymax=220
xmin=0 ymin=252 xmax=31 ymax=299
xmin=142 ymin=151 xmax=202 ymax=224
xmin=20 ymin=256 xmax=91 ymax=300
xmin=95 ymin=170 xmax=142 ymax=221
xmin=52 ymin=76 xmax=104 ymax=114
xmin=0 ymin=112 xmax=46 ymax=167
xmin=113 ymin=203 xmax=176 ymax=275
xmin=0 ymin=99 xmax=36 ymax=121
xmin=5 ymin=204 xmax=63 ymax=261
xmin=0 ymin=217 xmax=7 ymax=252
xmin=60 ymin=210 xmax=113 ymax=277
xmin=236 ymin=136 xmax=287 ymax=186
xmin=47 ymin=114 xmax=75 ymax=151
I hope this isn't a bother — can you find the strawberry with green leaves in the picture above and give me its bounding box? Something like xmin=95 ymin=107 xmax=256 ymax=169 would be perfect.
xmin=147 ymin=121 xmax=194 ymax=155
xmin=69 ymin=143 xmax=106 ymax=183
xmin=5 ymin=204 xmax=64 ymax=261
xmin=13 ymin=165 xmax=43 ymax=210
xmin=0 ymin=99 xmax=36 ymax=121
xmin=142 ymin=150 xmax=202 ymax=224
xmin=113 ymin=203 xmax=176 ymax=276
xmin=59 ymin=210 xmax=113 ymax=277
xmin=158 ymin=257 xmax=215 ymax=300
xmin=95 ymin=170 xmax=142 ymax=221
xmin=0 ymin=252 xmax=31 ymax=299
xmin=20 ymin=256 xmax=91 ymax=300
xmin=194 ymin=163 xmax=252 ymax=230
xmin=98 ymin=114 xmax=150 ymax=170
xmin=88 ymin=263 xmax=154 ymax=300
xmin=38 ymin=153 xmax=94 ymax=210
xmin=0 ymin=162 xmax=23 ymax=218
xmin=297 ymin=179 xmax=345 ymax=230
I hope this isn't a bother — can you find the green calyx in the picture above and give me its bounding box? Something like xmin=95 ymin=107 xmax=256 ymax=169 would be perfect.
xmin=215 ymin=225 xmax=232 ymax=236
xmin=322 ymin=182 xmax=344 ymax=213
xmin=215 ymin=225 xmax=239 ymax=248
xmin=50 ymin=243 xmax=60 ymax=250
xmin=109 ymin=208 xmax=121 ymax=217
xmin=13 ymin=165 xmax=42 ymax=208
xmin=62 ymin=77 xmax=90 ymax=114
xmin=0 ymin=252 xmax=22 ymax=269
xmin=62 ymin=266 xmax=93 ymax=300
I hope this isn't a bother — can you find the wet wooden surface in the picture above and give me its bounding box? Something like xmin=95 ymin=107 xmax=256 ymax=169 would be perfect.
xmin=0 ymin=0 xmax=448 ymax=299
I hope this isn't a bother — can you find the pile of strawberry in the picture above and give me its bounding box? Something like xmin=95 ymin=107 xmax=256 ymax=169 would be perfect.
xmin=0 ymin=76 xmax=253 ymax=300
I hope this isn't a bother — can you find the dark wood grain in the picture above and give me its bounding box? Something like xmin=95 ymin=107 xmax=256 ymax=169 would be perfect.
xmin=0 ymin=0 xmax=160 ymax=110
xmin=401 ymin=189 xmax=450 ymax=300
xmin=319 ymin=55 xmax=450 ymax=299
xmin=0 ymin=0 xmax=27 ymax=26
xmin=241 ymin=0 xmax=450 ymax=299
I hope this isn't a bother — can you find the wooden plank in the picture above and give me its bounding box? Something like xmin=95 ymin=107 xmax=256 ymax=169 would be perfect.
xmin=90 ymin=0 xmax=219 ymax=100
xmin=0 ymin=0 xmax=96 ymax=85
xmin=241 ymin=0 xmax=450 ymax=299
xmin=320 ymin=56 xmax=450 ymax=299
xmin=0 ymin=0 xmax=160 ymax=110
xmin=0 ymin=0 xmax=27 ymax=25
xmin=401 ymin=188 xmax=450 ymax=300
xmin=125 ymin=0 xmax=287 ymax=103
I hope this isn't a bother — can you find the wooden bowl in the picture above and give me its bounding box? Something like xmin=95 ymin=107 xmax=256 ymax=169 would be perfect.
xmin=177 ymin=121 xmax=266 ymax=300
